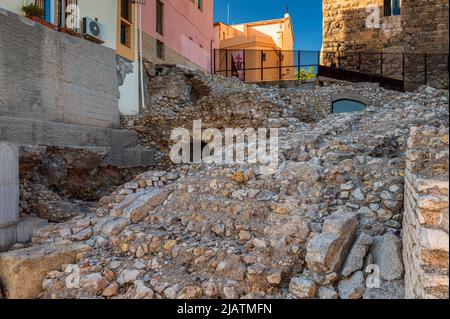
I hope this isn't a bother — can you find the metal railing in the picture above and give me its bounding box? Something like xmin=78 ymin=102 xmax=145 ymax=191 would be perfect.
xmin=214 ymin=49 xmax=449 ymax=90
xmin=214 ymin=49 xmax=320 ymax=82
xmin=323 ymin=51 xmax=449 ymax=85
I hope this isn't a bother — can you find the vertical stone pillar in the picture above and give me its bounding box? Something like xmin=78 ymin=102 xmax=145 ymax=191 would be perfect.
xmin=403 ymin=126 xmax=449 ymax=299
xmin=0 ymin=142 xmax=19 ymax=250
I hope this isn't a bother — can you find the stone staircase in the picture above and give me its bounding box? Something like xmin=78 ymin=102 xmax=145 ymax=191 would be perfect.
xmin=0 ymin=115 xmax=155 ymax=168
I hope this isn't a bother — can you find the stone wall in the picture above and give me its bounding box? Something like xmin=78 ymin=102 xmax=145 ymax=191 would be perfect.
xmin=322 ymin=0 xmax=449 ymax=85
xmin=0 ymin=9 xmax=120 ymax=128
xmin=403 ymin=126 xmax=449 ymax=299
xmin=402 ymin=0 xmax=449 ymax=54
xmin=322 ymin=0 xmax=449 ymax=54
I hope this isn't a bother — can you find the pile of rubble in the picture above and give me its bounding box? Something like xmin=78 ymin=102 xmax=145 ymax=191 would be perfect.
xmin=18 ymin=146 xmax=145 ymax=223
xmin=1 ymin=67 xmax=448 ymax=299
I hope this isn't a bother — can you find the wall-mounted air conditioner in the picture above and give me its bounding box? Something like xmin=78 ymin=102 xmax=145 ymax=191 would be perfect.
xmin=82 ymin=17 xmax=103 ymax=41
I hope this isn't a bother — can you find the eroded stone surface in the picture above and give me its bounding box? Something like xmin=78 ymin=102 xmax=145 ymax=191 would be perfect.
xmin=3 ymin=67 xmax=448 ymax=299
xmin=0 ymin=242 xmax=91 ymax=298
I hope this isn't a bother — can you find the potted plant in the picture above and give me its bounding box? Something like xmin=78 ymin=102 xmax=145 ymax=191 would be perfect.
xmin=22 ymin=4 xmax=55 ymax=29
xmin=21 ymin=4 xmax=44 ymax=19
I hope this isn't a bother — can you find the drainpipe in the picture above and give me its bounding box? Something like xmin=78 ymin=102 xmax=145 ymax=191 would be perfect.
xmin=138 ymin=3 xmax=145 ymax=115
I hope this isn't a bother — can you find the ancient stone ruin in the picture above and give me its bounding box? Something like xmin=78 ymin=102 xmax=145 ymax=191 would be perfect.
xmin=0 ymin=66 xmax=448 ymax=299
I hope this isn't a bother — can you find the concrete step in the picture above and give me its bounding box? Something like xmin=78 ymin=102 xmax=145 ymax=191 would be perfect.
xmin=1 ymin=116 xmax=156 ymax=167
xmin=0 ymin=116 xmax=138 ymax=149
xmin=105 ymin=148 xmax=156 ymax=168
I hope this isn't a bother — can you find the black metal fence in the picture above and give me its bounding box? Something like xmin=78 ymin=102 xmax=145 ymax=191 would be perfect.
xmin=322 ymin=51 xmax=449 ymax=86
xmin=214 ymin=49 xmax=449 ymax=91
xmin=214 ymin=49 xmax=321 ymax=82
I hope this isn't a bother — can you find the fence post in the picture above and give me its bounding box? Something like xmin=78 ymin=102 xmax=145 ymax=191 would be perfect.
xmin=358 ymin=52 xmax=362 ymax=81
xmin=380 ymin=52 xmax=383 ymax=86
xmin=424 ymin=54 xmax=428 ymax=85
xmin=278 ymin=50 xmax=282 ymax=80
xmin=380 ymin=52 xmax=383 ymax=77
xmin=317 ymin=50 xmax=320 ymax=71
xmin=402 ymin=53 xmax=405 ymax=83
xmin=213 ymin=49 xmax=216 ymax=75
xmin=261 ymin=50 xmax=264 ymax=81
xmin=298 ymin=50 xmax=301 ymax=80
xmin=225 ymin=49 xmax=228 ymax=78
xmin=358 ymin=52 xmax=362 ymax=72
xmin=243 ymin=49 xmax=246 ymax=82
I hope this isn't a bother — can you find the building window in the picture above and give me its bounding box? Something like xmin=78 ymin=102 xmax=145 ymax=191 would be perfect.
xmin=156 ymin=0 xmax=163 ymax=35
xmin=35 ymin=0 xmax=79 ymax=28
xmin=116 ymin=0 xmax=135 ymax=61
xmin=120 ymin=21 xmax=131 ymax=47
xmin=384 ymin=0 xmax=401 ymax=16
xmin=157 ymin=40 xmax=165 ymax=59
xmin=120 ymin=0 xmax=132 ymax=47
xmin=121 ymin=0 xmax=132 ymax=21
xmin=198 ymin=0 xmax=203 ymax=11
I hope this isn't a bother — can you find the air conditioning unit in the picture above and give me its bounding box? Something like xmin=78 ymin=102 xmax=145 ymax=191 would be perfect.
xmin=82 ymin=17 xmax=103 ymax=41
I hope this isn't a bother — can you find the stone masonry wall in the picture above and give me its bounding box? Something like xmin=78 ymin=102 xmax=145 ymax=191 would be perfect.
xmin=322 ymin=0 xmax=449 ymax=86
xmin=0 ymin=9 xmax=120 ymax=128
xmin=322 ymin=0 xmax=449 ymax=54
xmin=402 ymin=0 xmax=449 ymax=54
xmin=403 ymin=126 xmax=449 ymax=299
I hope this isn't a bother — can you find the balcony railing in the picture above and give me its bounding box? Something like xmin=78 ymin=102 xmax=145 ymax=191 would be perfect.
xmin=214 ymin=49 xmax=449 ymax=91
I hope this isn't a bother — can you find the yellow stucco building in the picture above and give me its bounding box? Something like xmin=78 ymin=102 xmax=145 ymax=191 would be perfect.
xmin=214 ymin=13 xmax=295 ymax=82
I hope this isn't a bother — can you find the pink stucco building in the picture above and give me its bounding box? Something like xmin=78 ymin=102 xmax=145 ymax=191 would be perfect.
xmin=141 ymin=0 xmax=214 ymax=72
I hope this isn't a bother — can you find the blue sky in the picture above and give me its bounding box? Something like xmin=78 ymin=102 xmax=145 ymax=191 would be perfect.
xmin=214 ymin=0 xmax=323 ymax=51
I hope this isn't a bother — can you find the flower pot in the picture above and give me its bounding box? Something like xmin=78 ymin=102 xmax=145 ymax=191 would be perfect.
xmin=26 ymin=14 xmax=56 ymax=30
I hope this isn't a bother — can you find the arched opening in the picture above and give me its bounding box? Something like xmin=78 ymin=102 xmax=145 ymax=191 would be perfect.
xmin=332 ymin=99 xmax=367 ymax=113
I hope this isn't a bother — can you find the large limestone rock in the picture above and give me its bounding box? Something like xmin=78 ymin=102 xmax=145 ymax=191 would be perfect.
xmin=0 ymin=242 xmax=91 ymax=299
xmin=306 ymin=210 xmax=358 ymax=273
xmin=341 ymin=233 xmax=373 ymax=277
xmin=338 ymin=271 xmax=365 ymax=299
xmin=111 ymin=188 xmax=170 ymax=223
xmin=371 ymin=233 xmax=404 ymax=281
xmin=363 ymin=280 xmax=405 ymax=299
xmin=289 ymin=276 xmax=316 ymax=299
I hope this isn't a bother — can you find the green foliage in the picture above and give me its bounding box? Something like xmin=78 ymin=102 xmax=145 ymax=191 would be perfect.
xmin=22 ymin=4 xmax=44 ymax=18
xmin=295 ymin=67 xmax=317 ymax=80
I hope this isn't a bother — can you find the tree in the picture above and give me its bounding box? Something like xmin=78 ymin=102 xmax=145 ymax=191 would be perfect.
xmin=296 ymin=67 xmax=316 ymax=80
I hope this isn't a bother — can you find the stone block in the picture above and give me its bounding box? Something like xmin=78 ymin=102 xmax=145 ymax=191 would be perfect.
xmin=0 ymin=242 xmax=91 ymax=298
xmin=306 ymin=210 xmax=358 ymax=273
xmin=0 ymin=143 xmax=19 ymax=250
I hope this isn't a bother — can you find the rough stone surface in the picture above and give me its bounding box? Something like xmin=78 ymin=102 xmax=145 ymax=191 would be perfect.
xmin=341 ymin=233 xmax=373 ymax=277
xmin=363 ymin=280 xmax=405 ymax=299
xmin=289 ymin=276 xmax=316 ymax=299
xmin=0 ymin=242 xmax=91 ymax=298
xmin=338 ymin=271 xmax=365 ymax=299
xmin=1 ymin=66 xmax=447 ymax=299
xmin=403 ymin=126 xmax=449 ymax=299
xmin=0 ymin=143 xmax=19 ymax=250
xmin=306 ymin=210 xmax=358 ymax=273
xmin=322 ymin=0 xmax=449 ymax=88
xmin=372 ymin=233 xmax=404 ymax=281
